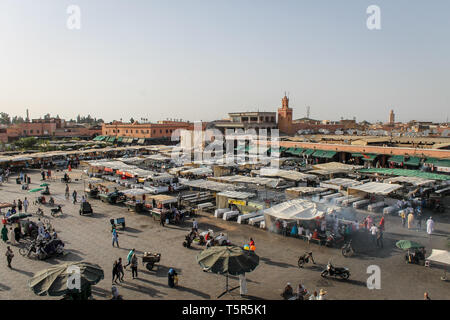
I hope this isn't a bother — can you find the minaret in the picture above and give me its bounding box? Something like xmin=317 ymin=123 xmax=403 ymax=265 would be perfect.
xmin=278 ymin=93 xmax=293 ymax=134
xmin=26 ymin=109 xmax=30 ymax=122
xmin=389 ymin=110 xmax=395 ymax=125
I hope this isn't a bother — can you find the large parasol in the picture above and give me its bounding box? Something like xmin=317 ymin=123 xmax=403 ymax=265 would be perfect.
xmin=28 ymin=262 xmax=104 ymax=298
xmin=29 ymin=188 xmax=44 ymax=193
xmin=196 ymin=245 xmax=259 ymax=298
xmin=396 ymin=240 xmax=424 ymax=250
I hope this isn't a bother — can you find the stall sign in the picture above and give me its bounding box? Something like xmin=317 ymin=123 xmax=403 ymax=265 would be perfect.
xmin=228 ymin=199 xmax=246 ymax=206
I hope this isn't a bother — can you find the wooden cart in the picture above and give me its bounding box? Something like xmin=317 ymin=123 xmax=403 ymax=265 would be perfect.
xmin=142 ymin=252 xmax=161 ymax=270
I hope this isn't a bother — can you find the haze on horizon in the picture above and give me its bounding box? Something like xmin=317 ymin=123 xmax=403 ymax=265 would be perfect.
xmin=0 ymin=0 xmax=449 ymax=124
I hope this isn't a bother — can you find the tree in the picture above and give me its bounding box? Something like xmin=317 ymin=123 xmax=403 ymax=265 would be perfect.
xmin=14 ymin=137 xmax=37 ymax=150
xmin=129 ymin=117 xmax=135 ymax=123
xmin=0 ymin=112 xmax=11 ymax=125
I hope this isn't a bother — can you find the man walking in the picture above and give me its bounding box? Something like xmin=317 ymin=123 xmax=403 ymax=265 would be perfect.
xmin=65 ymin=184 xmax=70 ymax=199
xmin=131 ymin=253 xmax=138 ymax=279
xmin=400 ymin=211 xmax=406 ymax=228
xmin=23 ymin=197 xmax=29 ymax=213
xmin=72 ymin=190 xmax=77 ymax=204
xmin=5 ymin=246 xmax=14 ymax=269
xmin=117 ymin=257 xmax=124 ymax=282
xmin=112 ymin=260 xmax=119 ymax=284
xmin=370 ymin=224 xmax=378 ymax=245
xmin=426 ymin=217 xmax=435 ymax=238
xmin=112 ymin=227 xmax=119 ymax=248
xmin=192 ymin=219 xmax=198 ymax=232
xmin=416 ymin=211 xmax=423 ymax=231
xmin=376 ymin=229 xmax=384 ymax=248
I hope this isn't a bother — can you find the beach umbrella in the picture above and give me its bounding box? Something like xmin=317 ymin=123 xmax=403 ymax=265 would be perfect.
xmin=196 ymin=245 xmax=259 ymax=298
xmin=7 ymin=213 xmax=32 ymax=222
xmin=28 ymin=262 xmax=104 ymax=297
xmin=29 ymin=188 xmax=44 ymax=193
xmin=40 ymin=183 xmax=50 ymax=187
xmin=396 ymin=240 xmax=424 ymax=250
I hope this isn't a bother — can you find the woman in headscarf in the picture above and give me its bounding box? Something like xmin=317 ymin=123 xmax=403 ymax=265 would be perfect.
xmin=1 ymin=224 xmax=9 ymax=243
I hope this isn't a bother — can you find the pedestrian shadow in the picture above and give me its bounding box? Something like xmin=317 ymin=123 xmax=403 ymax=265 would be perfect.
xmin=119 ymin=280 xmax=165 ymax=298
xmin=260 ymin=257 xmax=296 ymax=269
xmin=0 ymin=283 xmax=11 ymax=291
xmin=91 ymin=286 xmax=110 ymax=298
xmin=12 ymin=268 xmax=34 ymax=277
xmin=176 ymin=285 xmax=211 ymax=299
xmin=240 ymin=294 xmax=265 ymax=300
xmin=122 ymin=227 xmax=142 ymax=234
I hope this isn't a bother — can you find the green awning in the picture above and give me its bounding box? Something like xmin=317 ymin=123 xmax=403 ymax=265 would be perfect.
xmin=388 ymin=155 xmax=405 ymax=164
xmin=436 ymin=159 xmax=450 ymax=168
xmin=293 ymin=148 xmax=304 ymax=155
xmin=425 ymin=158 xmax=439 ymax=165
xmin=286 ymin=147 xmax=296 ymax=154
xmin=107 ymin=136 xmax=116 ymax=142
xmin=321 ymin=150 xmax=337 ymax=159
xmin=361 ymin=154 xmax=378 ymax=161
xmin=358 ymin=168 xmax=450 ymax=181
xmin=117 ymin=137 xmax=123 ymax=142
xmin=351 ymin=153 xmax=363 ymax=158
xmin=404 ymin=156 xmax=421 ymax=167
xmin=137 ymin=138 xmax=145 ymax=145
xmin=312 ymin=150 xmax=336 ymax=158
xmin=312 ymin=150 xmax=324 ymax=158
xmin=279 ymin=147 xmax=287 ymax=152
xmin=303 ymin=149 xmax=314 ymax=156
xmin=93 ymin=135 xmax=106 ymax=141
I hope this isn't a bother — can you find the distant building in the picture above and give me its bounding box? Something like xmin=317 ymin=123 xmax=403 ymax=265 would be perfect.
xmin=101 ymin=120 xmax=207 ymax=140
xmin=212 ymin=111 xmax=277 ymax=133
xmin=0 ymin=117 xmax=101 ymax=143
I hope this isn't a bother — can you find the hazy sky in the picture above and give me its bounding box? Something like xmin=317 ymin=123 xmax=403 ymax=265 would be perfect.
xmin=1 ymin=0 xmax=449 ymax=123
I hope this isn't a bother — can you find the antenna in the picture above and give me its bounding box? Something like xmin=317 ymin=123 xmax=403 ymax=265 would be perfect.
xmin=306 ymin=106 xmax=310 ymax=119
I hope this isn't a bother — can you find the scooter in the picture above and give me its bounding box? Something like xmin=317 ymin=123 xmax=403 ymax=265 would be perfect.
xmin=321 ymin=261 xmax=350 ymax=280
xmin=342 ymin=240 xmax=355 ymax=257
xmin=325 ymin=233 xmax=345 ymax=247
xmin=50 ymin=205 xmax=63 ymax=217
xmin=298 ymin=251 xmax=315 ymax=268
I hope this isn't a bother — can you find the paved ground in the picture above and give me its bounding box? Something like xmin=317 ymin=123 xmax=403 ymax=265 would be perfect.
xmin=0 ymin=169 xmax=449 ymax=300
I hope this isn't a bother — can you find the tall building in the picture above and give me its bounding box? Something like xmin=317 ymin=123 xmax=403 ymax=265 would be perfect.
xmin=389 ymin=110 xmax=395 ymax=125
xmin=277 ymin=94 xmax=293 ymax=134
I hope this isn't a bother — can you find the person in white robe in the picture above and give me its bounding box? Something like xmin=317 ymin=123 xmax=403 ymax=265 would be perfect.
xmin=239 ymin=273 xmax=248 ymax=296
xmin=426 ymin=217 xmax=434 ymax=237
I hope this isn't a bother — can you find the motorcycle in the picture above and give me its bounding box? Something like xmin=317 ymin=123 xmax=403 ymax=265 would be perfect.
xmin=298 ymin=251 xmax=315 ymax=268
xmin=342 ymin=240 xmax=355 ymax=257
xmin=321 ymin=261 xmax=350 ymax=280
xmin=50 ymin=205 xmax=63 ymax=217
xmin=325 ymin=233 xmax=345 ymax=248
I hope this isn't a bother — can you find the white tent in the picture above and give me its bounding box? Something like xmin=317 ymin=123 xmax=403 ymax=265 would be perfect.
xmin=427 ymin=250 xmax=450 ymax=265
xmin=262 ymin=199 xmax=327 ymax=220
xmin=348 ymin=182 xmax=402 ymax=195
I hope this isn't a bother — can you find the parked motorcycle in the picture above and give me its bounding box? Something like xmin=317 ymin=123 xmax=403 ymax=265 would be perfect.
xmin=298 ymin=251 xmax=315 ymax=268
xmin=342 ymin=240 xmax=355 ymax=257
xmin=325 ymin=233 xmax=344 ymax=247
xmin=321 ymin=261 xmax=350 ymax=280
xmin=50 ymin=205 xmax=63 ymax=217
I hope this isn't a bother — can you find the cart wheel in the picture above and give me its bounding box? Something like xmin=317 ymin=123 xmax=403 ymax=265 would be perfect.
xmin=19 ymin=247 xmax=27 ymax=256
xmin=146 ymin=262 xmax=154 ymax=271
